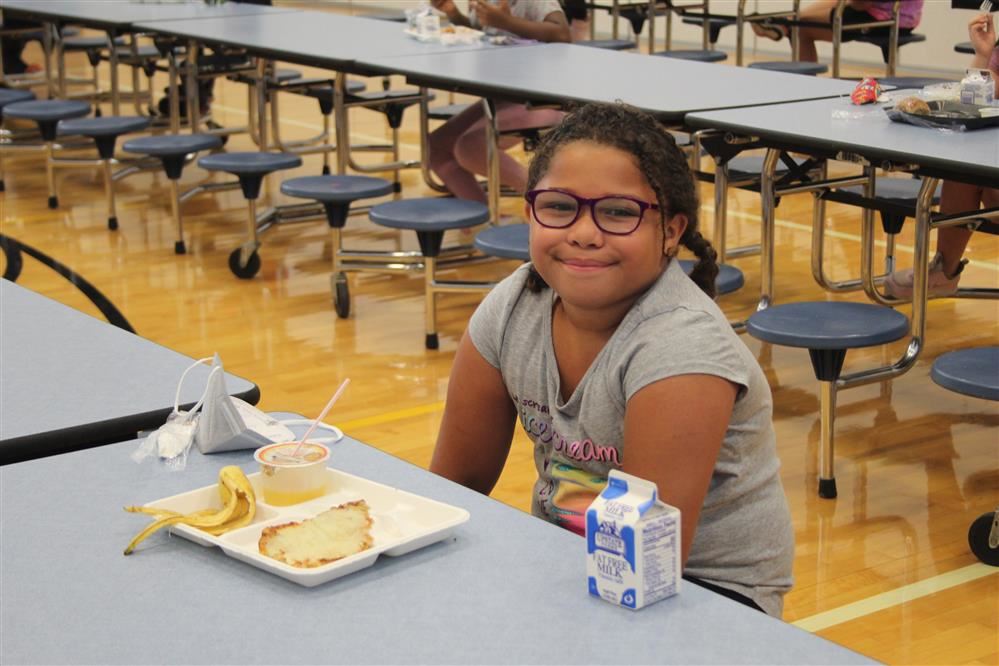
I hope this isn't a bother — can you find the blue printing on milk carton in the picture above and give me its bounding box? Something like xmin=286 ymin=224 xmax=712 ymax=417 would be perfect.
xmin=586 ymin=470 xmax=680 ymax=610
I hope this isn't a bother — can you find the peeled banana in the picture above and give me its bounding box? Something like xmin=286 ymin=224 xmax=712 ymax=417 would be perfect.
xmin=124 ymin=465 xmax=256 ymax=555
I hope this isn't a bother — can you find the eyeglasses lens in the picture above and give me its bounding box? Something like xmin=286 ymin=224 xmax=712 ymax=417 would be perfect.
xmin=533 ymin=191 xmax=643 ymax=234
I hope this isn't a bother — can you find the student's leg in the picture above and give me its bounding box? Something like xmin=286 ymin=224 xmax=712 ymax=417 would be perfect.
xmin=935 ymin=181 xmax=985 ymax=276
xmin=795 ymin=0 xmax=840 ymax=62
xmin=429 ymin=102 xmax=489 ymax=201
xmin=454 ymin=103 xmax=563 ymax=197
xmin=885 ymin=181 xmax=992 ymax=298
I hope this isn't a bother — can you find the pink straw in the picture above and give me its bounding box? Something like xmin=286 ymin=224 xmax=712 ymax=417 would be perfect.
xmin=292 ymin=378 xmax=350 ymax=458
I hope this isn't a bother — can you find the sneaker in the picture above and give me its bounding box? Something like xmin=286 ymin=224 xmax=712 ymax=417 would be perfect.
xmin=884 ymin=252 xmax=966 ymax=299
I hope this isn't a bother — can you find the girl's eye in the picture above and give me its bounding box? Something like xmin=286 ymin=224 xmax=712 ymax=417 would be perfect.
xmin=539 ymin=201 xmax=577 ymax=213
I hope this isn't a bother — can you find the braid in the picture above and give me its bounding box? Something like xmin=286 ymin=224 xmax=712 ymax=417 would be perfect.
xmin=680 ymin=230 xmax=719 ymax=299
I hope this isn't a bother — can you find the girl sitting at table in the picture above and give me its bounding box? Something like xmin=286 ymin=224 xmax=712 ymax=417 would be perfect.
xmin=885 ymin=11 xmax=999 ymax=299
xmin=427 ymin=0 xmax=570 ymax=204
xmin=752 ymin=0 xmax=923 ymax=63
xmin=430 ymin=102 xmax=794 ymax=617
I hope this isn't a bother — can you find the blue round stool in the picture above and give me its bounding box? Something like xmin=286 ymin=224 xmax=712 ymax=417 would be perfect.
xmin=0 ymin=89 xmax=36 ymax=193
xmin=198 ymin=151 xmax=302 ymax=278
xmin=58 ymin=115 xmax=151 ymax=229
xmin=122 ymin=133 xmax=224 ymax=254
xmin=474 ymin=223 xmax=530 ymax=261
xmin=3 ymin=99 xmax=91 ymax=209
xmin=280 ymin=174 xmax=394 ymax=317
xmin=748 ymin=61 xmax=828 ymax=76
xmin=930 ymin=346 xmax=999 ymax=566
xmin=931 ymin=347 xmax=999 ymax=402
xmin=677 ymin=260 xmax=744 ymax=296
xmin=747 ymin=301 xmax=910 ymax=499
xmin=577 ymin=39 xmax=637 ymax=51
xmin=653 ymin=49 xmax=727 ymax=63
xmin=840 ymin=178 xmax=942 ymax=237
xmin=369 ymin=198 xmax=490 ymax=349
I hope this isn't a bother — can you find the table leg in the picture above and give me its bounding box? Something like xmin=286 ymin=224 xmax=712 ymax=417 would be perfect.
xmin=106 ymin=30 xmax=120 ymax=116
xmin=757 ymin=147 xmax=780 ymax=311
xmin=484 ymin=98 xmax=500 ymax=225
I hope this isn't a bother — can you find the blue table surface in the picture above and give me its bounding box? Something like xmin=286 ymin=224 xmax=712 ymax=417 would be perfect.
xmin=686 ymin=97 xmax=999 ymax=181
xmin=133 ymin=9 xmax=507 ymax=72
xmin=0 ymin=0 xmax=295 ymax=29
xmin=0 ymin=279 xmax=258 ymax=459
xmin=0 ymin=414 xmax=874 ymax=665
xmin=361 ymin=43 xmax=860 ymax=120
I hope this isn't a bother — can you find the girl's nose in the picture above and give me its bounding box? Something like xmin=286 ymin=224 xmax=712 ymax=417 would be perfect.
xmin=566 ymin=204 xmax=603 ymax=246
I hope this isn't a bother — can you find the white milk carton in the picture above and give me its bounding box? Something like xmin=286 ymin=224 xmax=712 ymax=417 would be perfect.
xmin=586 ymin=470 xmax=681 ymax=610
xmin=960 ymin=69 xmax=995 ymax=106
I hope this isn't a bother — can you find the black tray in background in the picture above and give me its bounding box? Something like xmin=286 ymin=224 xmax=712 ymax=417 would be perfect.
xmin=885 ymin=100 xmax=999 ymax=131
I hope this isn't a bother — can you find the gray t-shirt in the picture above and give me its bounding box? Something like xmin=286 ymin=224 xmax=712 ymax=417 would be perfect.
xmin=468 ymin=0 xmax=565 ymax=37
xmin=469 ymin=260 xmax=794 ymax=616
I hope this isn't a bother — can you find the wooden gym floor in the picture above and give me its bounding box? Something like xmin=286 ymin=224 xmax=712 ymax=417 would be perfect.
xmin=1 ymin=9 xmax=996 ymax=664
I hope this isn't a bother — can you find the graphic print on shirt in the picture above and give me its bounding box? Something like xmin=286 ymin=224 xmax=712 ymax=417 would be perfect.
xmin=516 ymin=394 xmax=615 ymax=535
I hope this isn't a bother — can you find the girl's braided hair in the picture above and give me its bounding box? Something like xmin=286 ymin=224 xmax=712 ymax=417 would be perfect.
xmin=523 ymin=102 xmax=718 ymax=297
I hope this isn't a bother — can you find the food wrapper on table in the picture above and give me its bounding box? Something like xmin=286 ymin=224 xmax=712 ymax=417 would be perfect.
xmin=850 ymin=77 xmax=882 ymax=105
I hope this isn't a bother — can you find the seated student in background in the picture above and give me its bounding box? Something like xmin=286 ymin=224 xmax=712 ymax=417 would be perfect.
xmin=428 ymin=0 xmax=569 ymax=204
xmin=886 ymin=11 xmax=999 ymax=298
xmin=752 ymin=0 xmax=923 ymax=63
xmin=430 ymin=102 xmax=794 ymax=617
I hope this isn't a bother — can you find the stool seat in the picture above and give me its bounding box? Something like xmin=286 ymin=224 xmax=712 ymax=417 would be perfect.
xmin=114 ymin=44 xmax=161 ymax=59
xmin=199 ymin=151 xmax=302 ymax=175
xmin=63 ymin=35 xmax=126 ymax=50
xmin=879 ymin=76 xmax=955 ymax=90
xmin=348 ymin=89 xmax=426 ymax=103
xmin=954 ymin=41 xmax=974 ymax=55
xmin=123 ymin=133 xmax=223 ymax=157
xmin=58 ymin=115 xmax=150 ymax=137
xmin=931 ymin=347 xmax=999 ymax=401
xmin=474 ymin=223 xmax=530 ymax=261
xmin=840 ymin=178 xmax=942 ymax=204
xmin=682 ymin=16 xmax=736 ymax=43
xmin=272 ymin=68 xmax=302 ymax=83
xmin=280 ymin=175 xmax=393 ymax=203
xmin=748 ymin=61 xmax=828 ymax=76
xmin=677 ymin=260 xmax=744 ymax=295
xmin=428 ymin=103 xmax=473 ymax=121
xmin=726 ymin=154 xmax=808 ymax=180
xmin=370 ymin=198 xmax=490 ymax=232
xmin=0 ymin=89 xmax=35 ymax=108
xmin=3 ymin=99 xmax=90 ymax=123
xmin=576 ymin=39 xmax=636 ymax=50
xmin=747 ymin=301 xmax=909 ymax=349
xmin=653 ymin=49 xmax=727 ymax=62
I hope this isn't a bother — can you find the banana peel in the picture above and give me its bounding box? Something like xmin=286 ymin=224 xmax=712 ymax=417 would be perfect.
xmin=123 ymin=465 xmax=256 ymax=555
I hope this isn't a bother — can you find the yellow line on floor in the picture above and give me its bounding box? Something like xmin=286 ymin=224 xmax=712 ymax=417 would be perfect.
xmin=792 ymin=563 xmax=997 ymax=633
xmin=704 ymin=206 xmax=999 ymax=273
xmin=338 ymin=401 xmax=445 ymax=431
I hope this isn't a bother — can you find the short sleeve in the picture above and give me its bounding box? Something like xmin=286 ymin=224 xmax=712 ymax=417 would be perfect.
xmin=468 ymin=265 xmax=530 ymax=369
xmin=621 ymin=307 xmax=752 ymax=402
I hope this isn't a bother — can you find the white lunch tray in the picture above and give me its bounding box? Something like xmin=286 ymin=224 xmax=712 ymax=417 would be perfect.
xmin=143 ymin=468 xmax=470 ymax=587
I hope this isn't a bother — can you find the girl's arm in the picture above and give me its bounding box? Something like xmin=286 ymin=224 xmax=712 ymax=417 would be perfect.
xmin=621 ymin=374 xmax=738 ymax=568
xmin=967 ymin=13 xmax=998 ymax=95
xmin=430 ymin=332 xmax=518 ymax=494
xmin=475 ymin=2 xmax=571 ymax=43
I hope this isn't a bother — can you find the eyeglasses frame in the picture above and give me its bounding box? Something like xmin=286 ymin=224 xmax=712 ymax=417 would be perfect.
xmin=524 ymin=188 xmax=661 ymax=236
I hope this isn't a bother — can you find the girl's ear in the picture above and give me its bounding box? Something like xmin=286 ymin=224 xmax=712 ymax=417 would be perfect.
xmin=663 ymin=213 xmax=689 ymax=256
